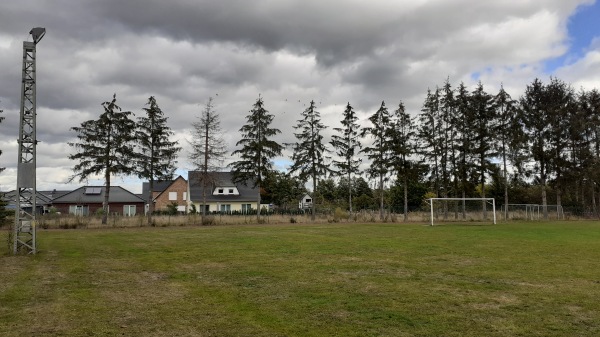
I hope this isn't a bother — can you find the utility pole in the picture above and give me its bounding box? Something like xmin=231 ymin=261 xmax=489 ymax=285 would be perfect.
xmin=13 ymin=27 xmax=45 ymax=254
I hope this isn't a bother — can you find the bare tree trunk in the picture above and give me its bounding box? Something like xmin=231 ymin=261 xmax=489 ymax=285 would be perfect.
xmin=256 ymin=184 xmax=261 ymax=223
xmin=311 ymin=175 xmax=317 ymax=221
xmin=103 ymin=173 xmax=110 ymax=225
xmin=541 ymin=175 xmax=548 ymax=220
xmin=201 ymin=181 xmax=207 ymax=225
xmin=348 ymin=172 xmax=353 ymax=213
xmin=481 ymin=153 xmax=487 ymax=220
xmin=379 ymin=174 xmax=384 ymax=220
xmin=147 ymin=179 xmax=154 ymax=225
xmin=592 ymin=182 xmax=598 ymax=218
xmin=462 ymin=189 xmax=466 ymax=220
xmin=403 ymin=175 xmax=408 ymax=222
xmin=503 ymin=146 xmax=509 ymax=221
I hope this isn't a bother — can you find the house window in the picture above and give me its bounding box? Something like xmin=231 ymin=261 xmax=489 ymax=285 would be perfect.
xmin=305 ymin=198 xmax=312 ymax=203
xmin=228 ymin=188 xmax=234 ymax=194
xmin=183 ymin=192 xmax=187 ymax=200
xmin=123 ymin=205 xmax=136 ymax=217
xmin=177 ymin=205 xmax=186 ymax=213
xmin=218 ymin=189 xmax=224 ymax=194
xmin=169 ymin=192 xmax=177 ymax=200
xmin=241 ymin=204 xmax=252 ymax=213
xmin=220 ymin=204 xmax=231 ymax=213
xmin=69 ymin=205 xmax=89 ymax=216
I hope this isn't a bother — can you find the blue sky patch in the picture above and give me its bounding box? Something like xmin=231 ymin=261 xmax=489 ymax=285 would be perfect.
xmin=545 ymin=1 xmax=600 ymax=73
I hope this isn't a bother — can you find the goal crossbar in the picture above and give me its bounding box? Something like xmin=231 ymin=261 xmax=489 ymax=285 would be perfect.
xmin=428 ymin=198 xmax=496 ymax=226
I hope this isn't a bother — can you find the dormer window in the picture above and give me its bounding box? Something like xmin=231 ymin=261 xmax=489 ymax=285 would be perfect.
xmin=213 ymin=186 xmax=240 ymax=196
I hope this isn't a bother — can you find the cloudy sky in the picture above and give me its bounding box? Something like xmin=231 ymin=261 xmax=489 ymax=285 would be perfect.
xmin=1 ymin=0 xmax=600 ymax=193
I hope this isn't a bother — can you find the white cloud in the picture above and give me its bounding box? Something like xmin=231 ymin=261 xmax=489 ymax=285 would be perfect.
xmin=0 ymin=0 xmax=598 ymax=193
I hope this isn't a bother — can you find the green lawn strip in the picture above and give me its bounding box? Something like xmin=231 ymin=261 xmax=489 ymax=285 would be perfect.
xmin=2 ymin=222 xmax=600 ymax=336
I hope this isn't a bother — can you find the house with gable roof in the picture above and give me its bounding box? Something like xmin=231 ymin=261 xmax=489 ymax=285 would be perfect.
xmin=51 ymin=186 xmax=145 ymax=216
xmin=188 ymin=171 xmax=263 ymax=213
xmin=142 ymin=175 xmax=188 ymax=213
xmin=1 ymin=189 xmax=70 ymax=214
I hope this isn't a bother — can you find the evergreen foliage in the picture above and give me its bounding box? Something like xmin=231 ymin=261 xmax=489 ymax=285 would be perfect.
xmin=137 ymin=96 xmax=181 ymax=225
xmin=0 ymin=193 xmax=10 ymax=227
xmin=470 ymin=81 xmax=496 ymax=218
xmin=288 ymin=100 xmax=330 ymax=220
xmin=230 ymin=96 xmax=283 ymax=221
xmin=330 ymin=102 xmax=362 ymax=212
xmin=418 ymin=89 xmax=442 ymax=198
xmin=261 ymin=171 xmax=306 ymax=209
xmin=361 ymin=101 xmax=393 ymax=220
xmin=68 ymin=94 xmax=138 ymax=224
xmin=388 ymin=100 xmax=417 ymax=221
xmin=453 ymin=82 xmax=478 ymax=217
xmin=493 ymin=84 xmax=523 ymax=219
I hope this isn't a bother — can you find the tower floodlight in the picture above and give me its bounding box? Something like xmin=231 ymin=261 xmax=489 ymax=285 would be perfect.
xmin=29 ymin=27 xmax=46 ymax=44
xmin=13 ymin=27 xmax=45 ymax=254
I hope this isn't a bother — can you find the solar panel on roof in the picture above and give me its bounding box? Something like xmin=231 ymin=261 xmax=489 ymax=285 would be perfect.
xmin=84 ymin=187 xmax=102 ymax=195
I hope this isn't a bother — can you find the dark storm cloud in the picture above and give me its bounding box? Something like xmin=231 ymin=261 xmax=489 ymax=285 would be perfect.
xmin=0 ymin=0 xmax=597 ymax=192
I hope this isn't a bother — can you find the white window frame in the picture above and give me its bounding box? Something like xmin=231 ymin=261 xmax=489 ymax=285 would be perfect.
xmin=123 ymin=205 xmax=136 ymax=217
xmin=169 ymin=192 xmax=177 ymax=201
xmin=241 ymin=204 xmax=252 ymax=213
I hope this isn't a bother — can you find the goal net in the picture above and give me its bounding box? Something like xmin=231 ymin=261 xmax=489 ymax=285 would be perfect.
xmin=428 ymin=198 xmax=496 ymax=226
xmin=501 ymin=204 xmax=564 ymax=221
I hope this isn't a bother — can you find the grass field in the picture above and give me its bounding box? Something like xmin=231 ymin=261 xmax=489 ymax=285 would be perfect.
xmin=2 ymin=221 xmax=600 ymax=336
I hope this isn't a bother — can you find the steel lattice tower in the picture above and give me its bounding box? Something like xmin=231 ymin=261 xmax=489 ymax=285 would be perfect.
xmin=13 ymin=28 xmax=45 ymax=254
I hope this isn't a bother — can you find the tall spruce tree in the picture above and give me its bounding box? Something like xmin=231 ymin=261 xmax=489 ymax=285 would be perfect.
xmin=330 ymin=102 xmax=362 ymax=213
xmin=289 ymin=100 xmax=330 ymax=221
xmin=189 ymin=97 xmax=227 ymax=223
xmin=453 ymin=82 xmax=476 ymax=218
xmin=136 ymin=96 xmax=181 ymax=225
xmin=388 ymin=101 xmax=416 ymax=221
xmin=545 ymin=78 xmax=576 ymax=213
xmin=470 ymin=81 xmax=496 ymax=219
xmin=418 ymin=89 xmax=442 ymax=201
xmin=69 ymin=94 xmax=138 ymax=224
xmin=361 ymin=101 xmax=393 ymax=220
xmin=439 ymin=79 xmax=456 ymax=219
xmin=230 ymin=96 xmax=283 ymax=222
xmin=578 ymin=89 xmax=600 ymax=216
xmin=492 ymin=85 xmax=522 ymax=219
xmin=520 ymin=78 xmax=552 ymax=219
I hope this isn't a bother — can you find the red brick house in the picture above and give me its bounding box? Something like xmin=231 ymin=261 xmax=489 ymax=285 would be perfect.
xmin=142 ymin=176 xmax=188 ymax=213
xmin=51 ymin=186 xmax=145 ymax=216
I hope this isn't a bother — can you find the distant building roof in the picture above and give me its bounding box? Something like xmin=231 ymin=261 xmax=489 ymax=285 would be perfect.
xmin=1 ymin=190 xmax=70 ymax=205
xmin=188 ymin=171 xmax=259 ymax=203
xmin=52 ymin=186 xmax=145 ymax=204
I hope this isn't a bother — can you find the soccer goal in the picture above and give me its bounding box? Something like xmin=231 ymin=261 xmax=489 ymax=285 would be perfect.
xmin=501 ymin=204 xmax=565 ymax=221
xmin=428 ymin=198 xmax=496 ymax=226
xmin=502 ymin=204 xmax=540 ymax=220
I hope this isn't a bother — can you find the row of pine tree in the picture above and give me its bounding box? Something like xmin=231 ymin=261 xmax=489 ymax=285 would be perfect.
xmin=225 ymin=77 xmax=600 ymax=221
xmin=4 ymin=76 xmax=596 ymax=225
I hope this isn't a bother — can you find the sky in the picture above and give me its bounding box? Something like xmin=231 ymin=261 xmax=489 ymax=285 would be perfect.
xmin=1 ymin=0 xmax=600 ymax=194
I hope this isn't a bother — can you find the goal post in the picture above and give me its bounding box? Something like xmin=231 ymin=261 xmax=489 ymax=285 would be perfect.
xmin=428 ymin=198 xmax=496 ymax=226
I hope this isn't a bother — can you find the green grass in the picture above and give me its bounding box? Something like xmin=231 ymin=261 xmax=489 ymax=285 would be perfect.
xmin=2 ymin=221 xmax=600 ymax=336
